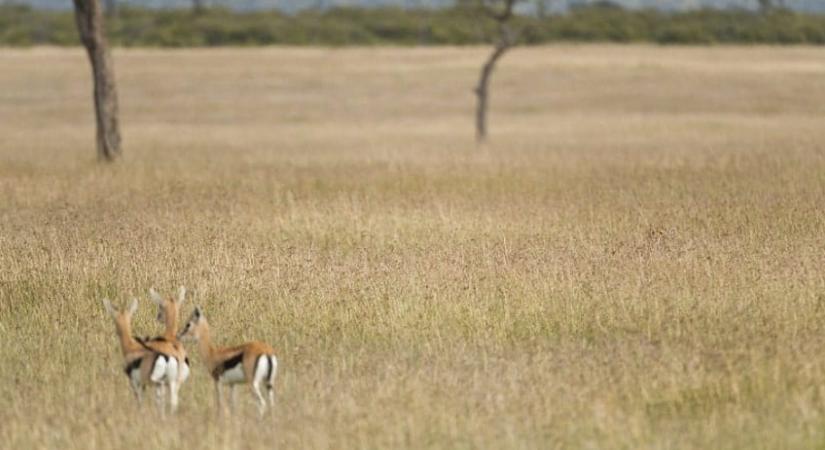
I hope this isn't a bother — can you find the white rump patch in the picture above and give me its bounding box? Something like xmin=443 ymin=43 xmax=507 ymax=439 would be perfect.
xmin=150 ymin=356 xmax=168 ymax=384
xmin=253 ymin=356 xmax=270 ymax=386
xmin=165 ymin=357 xmax=179 ymax=384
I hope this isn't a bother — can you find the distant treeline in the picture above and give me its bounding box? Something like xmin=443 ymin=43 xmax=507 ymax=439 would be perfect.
xmin=3 ymin=4 xmax=825 ymax=46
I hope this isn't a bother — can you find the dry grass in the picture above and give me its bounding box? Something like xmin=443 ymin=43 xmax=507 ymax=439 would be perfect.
xmin=2 ymin=45 xmax=825 ymax=449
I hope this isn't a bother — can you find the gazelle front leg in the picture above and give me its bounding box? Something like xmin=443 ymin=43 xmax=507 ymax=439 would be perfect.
xmin=129 ymin=377 xmax=143 ymax=406
xmin=267 ymin=385 xmax=275 ymax=409
xmin=214 ymin=381 xmax=225 ymax=417
xmin=229 ymin=385 xmax=237 ymax=414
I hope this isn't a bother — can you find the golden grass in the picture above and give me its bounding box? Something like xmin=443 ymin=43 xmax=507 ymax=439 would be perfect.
xmin=2 ymin=45 xmax=825 ymax=449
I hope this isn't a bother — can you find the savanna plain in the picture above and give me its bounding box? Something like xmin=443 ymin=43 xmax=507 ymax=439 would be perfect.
xmin=2 ymin=45 xmax=825 ymax=449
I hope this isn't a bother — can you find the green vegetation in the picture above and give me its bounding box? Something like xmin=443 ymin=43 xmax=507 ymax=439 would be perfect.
xmin=2 ymin=4 xmax=825 ymax=46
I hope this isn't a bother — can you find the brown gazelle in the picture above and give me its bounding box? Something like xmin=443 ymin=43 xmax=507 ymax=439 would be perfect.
xmin=102 ymin=298 xmax=182 ymax=413
xmin=178 ymin=306 xmax=278 ymax=416
xmin=144 ymin=287 xmax=190 ymax=387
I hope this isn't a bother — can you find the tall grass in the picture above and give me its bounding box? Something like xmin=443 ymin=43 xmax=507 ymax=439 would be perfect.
xmin=1 ymin=45 xmax=825 ymax=448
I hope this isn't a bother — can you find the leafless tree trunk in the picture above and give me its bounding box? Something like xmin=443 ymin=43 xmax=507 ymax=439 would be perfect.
xmin=474 ymin=0 xmax=518 ymax=143
xmin=73 ymin=0 xmax=122 ymax=162
xmin=193 ymin=0 xmax=205 ymax=14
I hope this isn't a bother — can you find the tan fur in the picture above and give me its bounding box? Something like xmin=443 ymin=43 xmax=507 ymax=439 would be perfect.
xmin=102 ymin=299 xmax=167 ymax=389
xmin=202 ymin=341 xmax=276 ymax=383
xmin=145 ymin=287 xmax=188 ymax=376
xmin=178 ymin=306 xmax=277 ymax=415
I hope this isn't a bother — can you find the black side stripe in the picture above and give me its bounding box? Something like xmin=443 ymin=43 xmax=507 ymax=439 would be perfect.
xmin=124 ymin=353 xmax=173 ymax=379
xmin=212 ymin=352 xmax=244 ymax=380
xmin=124 ymin=358 xmax=141 ymax=376
xmin=135 ymin=335 xmax=168 ymax=344
xmin=135 ymin=338 xmax=154 ymax=352
xmin=135 ymin=338 xmax=174 ymax=360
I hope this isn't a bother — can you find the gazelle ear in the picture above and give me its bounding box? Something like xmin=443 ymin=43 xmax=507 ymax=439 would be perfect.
xmin=177 ymin=286 xmax=186 ymax=306
xmin=127 ymin=298 xmax=139 ymax=316
xmin=149 ymin=288 xmax=163 ymax=306
xmin=102 ymin=299 xmax=117 ymax=318
xmin=194 ymin=306 xmax=203 ymax=318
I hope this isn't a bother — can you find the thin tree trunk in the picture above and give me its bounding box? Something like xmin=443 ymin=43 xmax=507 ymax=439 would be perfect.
xmin=193 ymin=0 xmax=205 ymax=14
xmin=474 ymin=43 xmax=509 ymax=143
xmin=472 ymin=0 xmax=517 ymax=143
xmin=73 ymin=0 xmax=122 ymax=162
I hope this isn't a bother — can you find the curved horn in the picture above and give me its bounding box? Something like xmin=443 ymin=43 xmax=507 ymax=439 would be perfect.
xmin=177 ymin=286 xmax=186 ymax=305
xmin=102 ymin=298 xmax=117 ymax=318
xmin=127 ymin=298 xmax=139 ymax=316
xmin=149 ymin=288 xmax=163 ymax=305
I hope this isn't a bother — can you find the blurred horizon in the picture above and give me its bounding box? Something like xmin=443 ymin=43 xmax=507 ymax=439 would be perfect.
xmin=4 ymin=0 xmax=824 ymax=13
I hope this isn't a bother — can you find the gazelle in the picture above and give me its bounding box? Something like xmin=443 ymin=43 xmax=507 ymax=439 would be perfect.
xmin=178 ymin=306 xmax=278 ymax=416
xmin=144 ymin=287 xmax=190 ymax=387
xmin=102 ymin=298 xmax=181 ymax=413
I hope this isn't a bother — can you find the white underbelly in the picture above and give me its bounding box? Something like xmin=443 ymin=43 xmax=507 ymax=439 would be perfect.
xmin=129 ymin=367 xmax=142 ymax=386
xmin=219 ymin=364 xmax=246 ymax=384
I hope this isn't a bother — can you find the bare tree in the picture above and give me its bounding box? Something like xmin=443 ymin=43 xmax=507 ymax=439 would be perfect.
xmin=73 ymin=0 xmax=122 ymax=161
xmin=193 ymin=0 xmax=206 ymax=14
xmin=472 ymin=0 xmax=520 ymax=143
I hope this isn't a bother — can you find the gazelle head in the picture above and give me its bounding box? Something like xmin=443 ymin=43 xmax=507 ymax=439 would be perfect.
xmin=102 ymin=297 xmax=139 ymax=331
xmin=178 ymin=306 xmax=206 ymax=342
xmin=149 ymin=286 xmax=186 ymax=326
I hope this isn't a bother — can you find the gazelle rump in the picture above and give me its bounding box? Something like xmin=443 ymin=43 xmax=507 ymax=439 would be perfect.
xmin=178 ymin=306 xmax=278 ymax=416
xmin=102 ymin=298 xmax=181 ymax=413
xmin=145 ymin=287 xmax=191 ymax=387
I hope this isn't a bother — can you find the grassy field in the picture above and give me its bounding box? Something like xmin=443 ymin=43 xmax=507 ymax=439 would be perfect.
xmin=2 ymin=45 xmax=825 ymax=449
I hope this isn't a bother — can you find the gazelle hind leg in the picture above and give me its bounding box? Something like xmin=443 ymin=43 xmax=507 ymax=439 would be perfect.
xmin=169 ymin=381 xmax=179 ymax=413
xmin=214 ymin=382 xmax=225 ymax=417
xmin=166 ymin=358 xmax=180 ymax=413
xmin=150 ymin=356 xmax=169 ymax=416
xmin=129 ymin=375 xmax=143 ymax=406
xmin=252 ymin=356 xmax=270 ymax=416
xmin=251 ymin=381 xmax=266 ymax=417
xmin=154 ymin=384 xmax=166 ymax=417
xmin=267 ymin=356 xmax=278 ymax=408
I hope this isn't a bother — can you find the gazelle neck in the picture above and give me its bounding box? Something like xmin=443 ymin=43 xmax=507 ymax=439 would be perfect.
xmin=196 ymin=320 xmax=216 ymax=362
xmin=164 ymin=306 xmax=178 ymax=340
xmin=115 ymin=320 xmax=140 ymax=356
